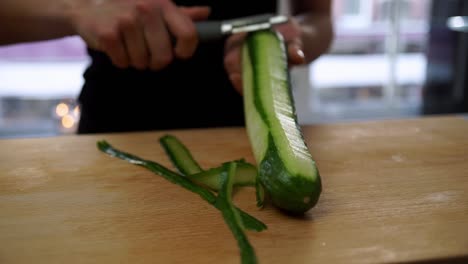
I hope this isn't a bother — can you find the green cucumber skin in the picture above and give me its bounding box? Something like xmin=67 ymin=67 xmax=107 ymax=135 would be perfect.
xmin=216 ymin=162 xmax=258 ymax=264
xmin=244 ymin=30 xmax=322 ymax=214
xmin=259 ymin=135 xmax=321 ymax=213
xmin=187 ymin=161 xmax=258 ymax=191
xmin=159 ymin=135 xmax=203 ymax=176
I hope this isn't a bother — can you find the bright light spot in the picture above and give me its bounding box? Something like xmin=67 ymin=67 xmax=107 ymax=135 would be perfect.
xmin=447 ymin=16 xmax=468 ymax=32
xmin=73 ymin=105 xmax=80 ymax=117
xmin=449 ymin=16 xmax=465 ymax=28
xmin=56 ymin=103 xmax=69 ymax=117
xmin=61 ymin=114 xmax=75 ymax=128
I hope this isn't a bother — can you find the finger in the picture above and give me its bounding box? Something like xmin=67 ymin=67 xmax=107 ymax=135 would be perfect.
xmin=274 ymin=19 xmax=302 ymax=42
xmin=229 ymin=73 xmax=243 ymax=95
xmin=76 ymin=22 xmax=100 ymax=51
xmin=224 ymin=33 xmax=246 ymax=77
xmin=138 ymin=3 xmax=173 ymax=70
xmin=224 ymin=46 xmax=241 ymax=77
xmin=224 ymin=32 xmax=246 ymax=53
xmin=224 ymin=35 xmax=245 ymax=94
xmin=98 ymin=29 xmax=129 ymax=68
xmin=162 ymin=3 xmax=198 ymax=59
xmin=274 ymin=18 xmax=305 ymax=65
xmin=121 ymin=15 xmax=149 ymax=70
xmin=179 ymin=6 xmax=211 ymax=21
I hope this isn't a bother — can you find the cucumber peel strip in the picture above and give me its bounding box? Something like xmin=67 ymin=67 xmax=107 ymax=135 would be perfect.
xmin=216 ymin=162 xmax=258 ymax=264
xmin=97 ymin=140 xmax=267 ymax=232
xmin=158 ymin=135 xmax=266 ymax=208
xmin=159 ymin=134 xmax=203 ymax=175
xmin=187 ymin=160 xmax=257 ymax=190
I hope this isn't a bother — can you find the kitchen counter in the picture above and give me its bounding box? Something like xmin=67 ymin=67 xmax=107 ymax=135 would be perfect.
xmin=1 ymin=115 xmax=467 ymax=263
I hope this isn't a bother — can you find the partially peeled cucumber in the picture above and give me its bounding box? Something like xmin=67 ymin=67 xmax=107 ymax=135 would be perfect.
xmin=242 ymin=30 xmax=322 ymax=214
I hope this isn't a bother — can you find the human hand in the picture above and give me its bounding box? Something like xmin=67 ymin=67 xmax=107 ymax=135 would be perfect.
xmin=223 ymin=18 xmax=305 ymax=94
xmin=68 ymin=0 xmax=210 ymax=70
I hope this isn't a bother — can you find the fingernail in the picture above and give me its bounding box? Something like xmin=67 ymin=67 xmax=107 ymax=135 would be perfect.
xmin=296 ymin=49 xmax=305 ymax=59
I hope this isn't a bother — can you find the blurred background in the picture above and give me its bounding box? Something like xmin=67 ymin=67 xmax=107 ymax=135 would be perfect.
xmin=1 ymin=0 xmax=467 ymax=138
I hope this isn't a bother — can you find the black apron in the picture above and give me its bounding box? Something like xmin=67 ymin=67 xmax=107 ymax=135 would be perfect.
xmin=77 ymin=0 xmax=276 ymax=134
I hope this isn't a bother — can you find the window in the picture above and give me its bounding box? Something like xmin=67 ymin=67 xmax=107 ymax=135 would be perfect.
xmin=0 ymin=37 xmax=89 ymax=138
xmin=291 ymin=0 xmax=433 ymax=124
xmin=344 ymin=0 xmax=362 ymax=15
xmin=378 ymin=0 xmax=412 ymax=21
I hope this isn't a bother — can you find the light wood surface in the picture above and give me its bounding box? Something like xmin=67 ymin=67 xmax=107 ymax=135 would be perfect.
xmin=1 ymin=116 xmax=468 ymax=264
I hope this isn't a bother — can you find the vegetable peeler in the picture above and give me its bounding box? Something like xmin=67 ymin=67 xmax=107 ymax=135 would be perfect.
xmin=195 ymin=13 xmax=289 ymax=42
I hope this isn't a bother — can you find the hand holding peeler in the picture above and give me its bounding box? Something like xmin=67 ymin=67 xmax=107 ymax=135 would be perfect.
xmin=195 ymin=13 xmax=289 ymax=42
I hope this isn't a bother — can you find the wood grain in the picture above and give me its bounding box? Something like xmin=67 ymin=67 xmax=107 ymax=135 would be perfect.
xmin=1 ymin=116 xmax=468 ymax=264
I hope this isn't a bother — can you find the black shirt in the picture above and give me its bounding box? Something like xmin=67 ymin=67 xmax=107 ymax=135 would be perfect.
xmin=77 ymin=0 xmax=276 ymax=134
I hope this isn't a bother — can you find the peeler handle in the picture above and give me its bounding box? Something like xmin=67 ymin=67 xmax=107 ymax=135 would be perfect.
xmin=195 ymin=21 xmax=224 ymax=42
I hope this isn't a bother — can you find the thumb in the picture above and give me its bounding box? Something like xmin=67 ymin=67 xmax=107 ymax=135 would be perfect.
xmin=179 ymin=6 xmax=211 ymax=21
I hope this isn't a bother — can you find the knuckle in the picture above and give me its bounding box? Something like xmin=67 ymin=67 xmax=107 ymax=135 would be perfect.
xmin=159 ymin=52 xmax=173 ymax=66
xmin=223 ymin=57 xmax=232 ymax=69
xmin=176 ymin=33 xmax=197 ymax=58
xmin=119 ymin=15 xmax=136 ymax=29
xmin=98 ymin=30 xmax=119 ymax=47
xmin=151 ymin=52 xmax=172 ymax=70
xmin=133 ymin=56 xmax=149 ymax=70
xmin=176 ymin=47 xmax=195 ymax=59
xmin=137 ymin=0 xmax=162 ymax=14
xmin=179 ymin=27 xmax=197 ymax=43
xmin=111 ymin=56 xmax=128 ymax=68
xmin=224 ymin=54 xmax=239 ymax=72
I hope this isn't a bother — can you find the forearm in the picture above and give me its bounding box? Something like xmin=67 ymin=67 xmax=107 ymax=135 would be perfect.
xmin=0 ymin=0 xmax=75 ymax=45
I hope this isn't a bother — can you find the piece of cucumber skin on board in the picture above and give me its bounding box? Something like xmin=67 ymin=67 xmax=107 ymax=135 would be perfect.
xmin=242 ymin=29 xmax=322 ymax=214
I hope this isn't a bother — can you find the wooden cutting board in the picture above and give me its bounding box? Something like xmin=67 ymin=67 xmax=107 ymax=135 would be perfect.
xmin=1 ymin=116 xmax=468 ymax=264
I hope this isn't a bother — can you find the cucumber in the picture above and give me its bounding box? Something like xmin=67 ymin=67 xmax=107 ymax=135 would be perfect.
xmin=242 ymin=30 xmax=322 ymax=214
